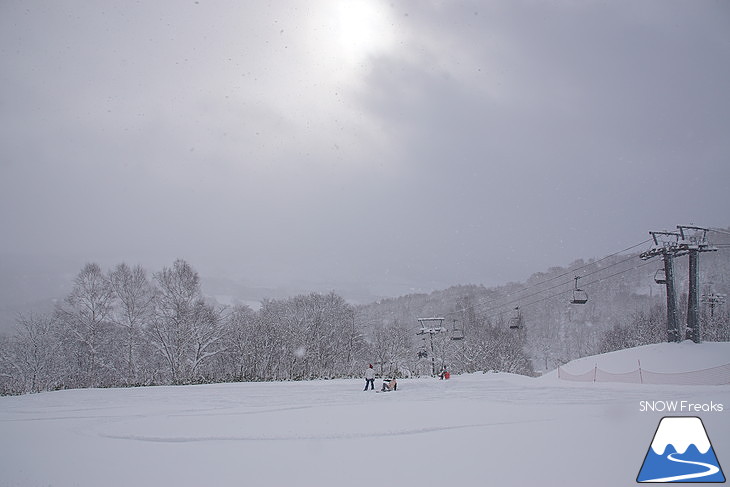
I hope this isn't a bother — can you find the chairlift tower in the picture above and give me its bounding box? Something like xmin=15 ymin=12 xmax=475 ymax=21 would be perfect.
xmin=641 ymin=226 xmax=718 ymax=343
xmin=640 ymin=231 xmax=683 ymax=342
xmin=701 ymin=293 xmax=726 ymax=318
xmin=416 ymin=317 xmax=445 ymax=376
xmin=678 ymin=226 xmax=718 ymax=343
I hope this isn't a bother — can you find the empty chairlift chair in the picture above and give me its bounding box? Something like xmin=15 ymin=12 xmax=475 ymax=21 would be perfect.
xmin=449 ymin=319 xmax=464 ymax=340
xmin=570 ymin=276 xmax=588 ymax=305
xmin=509 ymin=306 xmax=523 ymax=329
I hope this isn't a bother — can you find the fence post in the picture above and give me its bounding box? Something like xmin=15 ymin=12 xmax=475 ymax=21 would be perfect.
xmin=593 ymin=364 xmax=597 ymax=383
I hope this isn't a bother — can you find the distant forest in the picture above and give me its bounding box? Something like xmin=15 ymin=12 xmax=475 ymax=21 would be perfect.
xmin=1 ymin=229 xmax=728 ymax=395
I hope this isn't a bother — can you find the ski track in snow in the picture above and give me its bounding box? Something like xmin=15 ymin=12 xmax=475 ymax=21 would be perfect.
xmin=98 ymin=417 xmax=555 ymax=443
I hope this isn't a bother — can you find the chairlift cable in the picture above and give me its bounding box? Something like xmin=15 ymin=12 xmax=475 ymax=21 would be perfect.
xmin=477 ymin=259 xmax=656 ymax=323
xmin=354 ymin=238 xmax=653 ymax=328
xmin=442 ymin=239 xmax=652 ymax=319
xmin=356 ymin=231 xmax=721 ymax=331
xmin=512 ymin=238 xmax=652 ymax=288
xmin=355 ymin=250 xmax=650 ymax=330
xmin=472 ymin=259 xmax=654 ymax=324
xmin=444 ymin=248 xmax=648 ymax=320
xmin=708 ymin=228 xmax=730 ymax=237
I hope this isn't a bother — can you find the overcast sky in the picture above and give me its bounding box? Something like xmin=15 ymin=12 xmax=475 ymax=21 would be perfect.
xmin=1 ymin=0 xmax=729 ymax=296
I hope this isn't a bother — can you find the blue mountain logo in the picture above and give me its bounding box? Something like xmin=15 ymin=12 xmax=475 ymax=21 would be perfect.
xmin=637 ymin=416 xmax=725 ymax=483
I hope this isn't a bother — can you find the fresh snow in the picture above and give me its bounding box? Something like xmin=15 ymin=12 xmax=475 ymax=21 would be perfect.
xmin=1 ymin=342 xmax=728 ymax=487
xmin=553 ymin=340 xmax=730 ymax=375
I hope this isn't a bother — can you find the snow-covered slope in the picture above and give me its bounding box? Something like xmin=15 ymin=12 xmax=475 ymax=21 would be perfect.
xmin=1 ymin=343 xmax=728 ymax=487
xmin=550 ymin=341 xmax=730 ymax=375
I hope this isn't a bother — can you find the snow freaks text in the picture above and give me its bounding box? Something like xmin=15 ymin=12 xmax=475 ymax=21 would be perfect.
xmin=639 ymin=401 xmax=724 ymax=413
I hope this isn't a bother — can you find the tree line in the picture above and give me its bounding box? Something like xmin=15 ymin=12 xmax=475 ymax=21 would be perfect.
xmin=0 ymin=260 xmax=365 ymax=394
xmin=4 ymin=252 xmax=727 ymax=396
xmin=0 ymin=259 xmax=534 ymax=395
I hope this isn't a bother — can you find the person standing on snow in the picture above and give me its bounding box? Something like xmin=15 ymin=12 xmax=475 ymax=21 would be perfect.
xmin=364 ymin=364 xmax=375 ymax=391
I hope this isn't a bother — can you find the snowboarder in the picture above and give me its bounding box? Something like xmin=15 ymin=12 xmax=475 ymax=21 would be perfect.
xmin=364 ymin=364 xmax=375 ymax=391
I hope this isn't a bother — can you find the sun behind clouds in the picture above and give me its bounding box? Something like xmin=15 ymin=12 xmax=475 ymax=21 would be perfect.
xmin=333 ymin=0 xmax=396 ymax=63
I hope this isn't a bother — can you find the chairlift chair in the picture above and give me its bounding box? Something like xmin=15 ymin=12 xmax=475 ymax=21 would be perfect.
xmin=654 ymin=268 xmax=667 ymax=285
xmin=570 ymin=276 xmax=588 ymax=305
xmin=449 ymin=319 xmax=464 ymax=340
xmin=509 ymin=306 xmax=523 ymax=329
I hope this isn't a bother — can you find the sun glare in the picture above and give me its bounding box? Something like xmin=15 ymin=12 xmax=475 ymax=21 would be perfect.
xmin=334 ymin=0 xmax=395 ymax=63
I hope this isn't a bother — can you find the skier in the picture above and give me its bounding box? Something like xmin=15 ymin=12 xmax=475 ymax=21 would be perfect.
xmin=364 ymin=364 xmax=375 ymax=391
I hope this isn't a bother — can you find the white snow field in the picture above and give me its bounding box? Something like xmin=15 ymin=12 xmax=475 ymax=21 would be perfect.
xmin=1 ymin=342 xmax=728 ymax=487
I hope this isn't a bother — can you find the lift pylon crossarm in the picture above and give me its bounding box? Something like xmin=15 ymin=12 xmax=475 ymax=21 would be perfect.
xmin=700 ymin=293 xmax=727 ymax=308
xmin=641 ymin=227 xmax=718 ymax=260
xmin=640 ymin=231 xmax=684 ymax=260
xmin=650 ymin=230 xmax=681 ymax=246
xmin=677 ymin=225 xmax=719 ymax=252
xmin=416 ymin=317 xmax=446 ymax=335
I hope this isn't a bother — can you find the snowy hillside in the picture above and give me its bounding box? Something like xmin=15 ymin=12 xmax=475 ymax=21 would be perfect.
xmin=1 ymin=343 xmax=728 ymax=487
xmin=550 ymin=340 xmax=730 ymax=376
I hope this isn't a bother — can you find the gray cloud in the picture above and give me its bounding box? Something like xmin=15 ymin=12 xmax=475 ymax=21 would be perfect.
xmin=1 ymin=0 xmax=728 ymax=296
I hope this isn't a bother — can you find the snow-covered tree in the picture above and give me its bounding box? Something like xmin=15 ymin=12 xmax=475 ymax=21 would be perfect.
xmin=11 ymin=313 xmax=62 ymax=393
xmin=0 ymin=333 xmax=21 ymax=394
xmin=220 ymin=304 xmax=258 ymax=380
xmin=371 ymin=323 xmax=412 ymax=377
xmin=109 ymin=263 xmax=156 ymax=385
xmin=56 ymin=263 xmax=116 ymax=388
xmin=597 ymin=305 xmax=665 ymax=353
xmin=149 ymin=259 xmax=226 ymax=384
